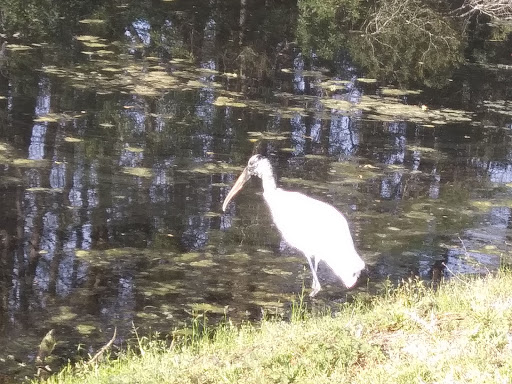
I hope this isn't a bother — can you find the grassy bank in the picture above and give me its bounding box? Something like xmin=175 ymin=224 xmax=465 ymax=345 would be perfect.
xmin=44 ymin=271 xmax=512 ymax=384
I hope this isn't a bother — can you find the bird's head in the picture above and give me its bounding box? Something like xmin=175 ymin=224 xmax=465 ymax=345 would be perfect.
xmin=246 ymin=154 xmax=273 ymax=179
xmin=222 ymin=155 xmax=273 ymax=212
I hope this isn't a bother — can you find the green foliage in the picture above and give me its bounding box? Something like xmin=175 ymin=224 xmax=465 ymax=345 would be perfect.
xmin=290 ymin=284 xmax=309 ymax=322
xmin=297 ymin=0 xmax=466 ymax=87
xmin=354 ymin=0 xmax=465 ymax=87
xmin=0 ymin=0 xmax=91 ymax=40
xmin=297 ymin=0 xmax=364 ymax=59
xmin=40 ymin=270 xmax=512 ymax=383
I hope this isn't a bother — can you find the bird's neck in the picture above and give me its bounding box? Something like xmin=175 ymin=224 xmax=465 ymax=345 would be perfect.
xmin=260 ymin=171 xmax=277 ymax=192
xmin=256 ymin=158 xmax=277 ymax=192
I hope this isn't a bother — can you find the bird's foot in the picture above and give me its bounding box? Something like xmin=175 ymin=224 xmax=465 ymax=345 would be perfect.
xmin=309 ymin=284 xmax=321 ymax=298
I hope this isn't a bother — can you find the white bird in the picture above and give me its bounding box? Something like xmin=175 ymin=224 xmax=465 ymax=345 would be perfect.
xmin=222 ymin=154 xmax=365 ymax=297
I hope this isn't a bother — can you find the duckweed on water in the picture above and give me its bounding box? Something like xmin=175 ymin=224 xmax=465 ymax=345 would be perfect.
xmin=356 ymin=77 xmax=378 ymax=83
xmin=407 ymin=145 xmax=441 ymax=154
xmin=320 ymin=98 xmax=352 ymax=111
xmin=124 ymin=147 xmax=144 ymax=153
xmin=190 ymin=259 xmax=217 ymax=268
xmin=136 ymin=312 xmax=160 ymax=320
xmin=317 ymin=79 xmax=349 ymax=92
xmin=75 ymin=324 xmax=97 ymax=336
xmin=12 ymin=158 xmax=48 ymax=168
xmin=329 ymin=161 xmax=382 ymax=181
xmin=380 ymin=88 xmax=422 ymax=96
xmin=141 ymin=282 xmax=183 ymax=297
xmin=74 ymin=249 xmax=91 ymax=258
xmin=26 ymin=187 xmax=64 ymax=193
xmin=64 ymin=137 xmax=83 ymax=143
xmin=262 ymin=268 xmax=293 ymax=276
xmin=50 ymin=307 xmax=77 ymax=323
xmin=280 ymin=177 xmax=330 ymax=190
xmin=37 ymin=47 xmax=473 ymax=126
xmin=189 ymin=303 xmax=228 ymax=314
xmin=304 ymin=154 xmax=328 ymax=160
xmin=357 ymin=96 xmax=473 ymax=124
xmin=482 ymin=100 xmax=512 ymax=116
xmin=469 ymin=199 xmax=512 ymax=212
xmin=75 ymin=247 xmax=145 ymax=266
xmin=183 ymin=162 xmax=243 ymax=175
xmin=75 ymin=35 xmax=105 ymax=42
xmin=34 ymin=113 xmax=78 ymax=123
xmin=176 ymin=252 xmax=201 ymax=261
xmin=122 ymin=167 xmax=154 ymax=178
xmin=6 ymin=44 xmax=32 ymax=51
xmin=280 ymin=69 xmax=328 ymax=78
xmin=213 ymin=96 xmax=247 ymax=108
xmin=247 ymin=131 xmax=289 ymax=141
xmin=78 ymin=19 xmax=106 ymax=24
xmin=204 ymin=211 xmax=221 ymax=218
xmin=226 ymin=252 xmax=251 ymax=263
xmin=403 ymin=211 xmax=434 ymax=221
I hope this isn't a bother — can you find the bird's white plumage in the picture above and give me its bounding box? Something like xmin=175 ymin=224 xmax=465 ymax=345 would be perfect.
xmin=222 ymin=154 xmax=365 ymax=296
xmin=263 ymin=188 xmax=364 ymax=288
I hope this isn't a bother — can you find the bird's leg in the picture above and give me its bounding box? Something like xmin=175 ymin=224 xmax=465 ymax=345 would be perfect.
xmin=305 ymin=255 xmax=321 ymax=297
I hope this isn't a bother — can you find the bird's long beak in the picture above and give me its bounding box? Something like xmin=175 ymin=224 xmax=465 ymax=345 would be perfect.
xmin=222 ymin=167 xmax=251 ymax=211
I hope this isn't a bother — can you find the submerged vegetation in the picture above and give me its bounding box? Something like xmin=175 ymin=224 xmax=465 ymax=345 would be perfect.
xmin=43 ymin=270 xmax=512 ymax=384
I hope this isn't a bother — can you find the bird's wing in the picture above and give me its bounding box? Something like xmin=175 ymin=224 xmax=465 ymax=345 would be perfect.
xmin=264 ymin=189 xmax=353 ymax=251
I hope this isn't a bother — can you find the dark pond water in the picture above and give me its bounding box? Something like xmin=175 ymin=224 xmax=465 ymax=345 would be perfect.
xmin=0 ymin=0 xmax=511 ymax=381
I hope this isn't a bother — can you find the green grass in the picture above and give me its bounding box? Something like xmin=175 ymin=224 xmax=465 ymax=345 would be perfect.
xmin=44 ymin=270 xmax=512 ymax=384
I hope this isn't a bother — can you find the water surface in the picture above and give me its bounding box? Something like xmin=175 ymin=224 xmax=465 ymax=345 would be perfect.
xmin=0 ymin=0 xmax=511 ymax=381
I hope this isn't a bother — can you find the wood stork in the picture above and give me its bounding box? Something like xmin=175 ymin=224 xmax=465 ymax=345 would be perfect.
xmin=222 ymin=154 xmax=365 ymax=297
